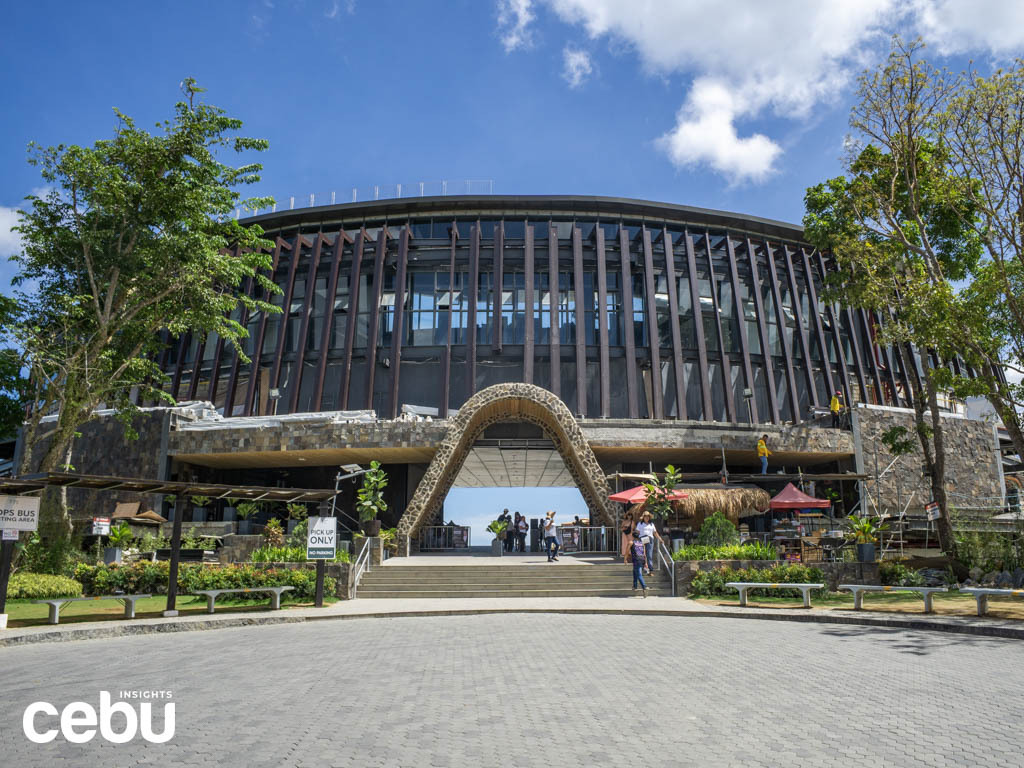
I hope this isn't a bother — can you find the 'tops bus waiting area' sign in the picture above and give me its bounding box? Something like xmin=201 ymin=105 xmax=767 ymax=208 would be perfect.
xmin=306 ymin=516 xmax=337 ymax=560
xmin=0 ymin=496 xmax=41 ymax=532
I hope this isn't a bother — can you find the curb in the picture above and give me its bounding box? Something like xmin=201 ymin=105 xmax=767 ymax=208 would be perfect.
xmin=2 ymin=604 xmax=1022 ymax=647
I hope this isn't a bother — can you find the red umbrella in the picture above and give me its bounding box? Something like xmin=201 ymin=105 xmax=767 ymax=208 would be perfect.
xmin=608 ymin=485 xmax=688 ymax=504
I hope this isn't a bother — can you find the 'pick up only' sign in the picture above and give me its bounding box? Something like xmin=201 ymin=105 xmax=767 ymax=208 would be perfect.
xmin=0 ymin=496 xmax=41 ymax=532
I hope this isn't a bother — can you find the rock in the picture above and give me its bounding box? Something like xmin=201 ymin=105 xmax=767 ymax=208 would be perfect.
xmin=920 ymin=568 xmax=947 ymax=587
xmin=962 ymin=578 xmax=976 ymax=587
xmin=1013 ymin=568 xmax=1024 ymax=589
xmin=982 ymin=570 xmax=1000 ymax=586
xmin=969 ymin=567 xmax=983 ymax=582
xmin=996 ymin=571 xmax=1014 ymax=588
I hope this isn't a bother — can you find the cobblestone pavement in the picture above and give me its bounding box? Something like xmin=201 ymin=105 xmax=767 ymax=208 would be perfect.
xmin=2 ymin=614 xmax=1023 ymax=767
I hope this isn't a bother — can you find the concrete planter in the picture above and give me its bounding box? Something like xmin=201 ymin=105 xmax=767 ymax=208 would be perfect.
xmin=237 ymin=519 xmax=255 ymax=535
xmin=491 ymin=539 xmax=503 ymax=557
xmin=104 ymin=547 xmax=123 ymax=564
xmin=857 ymin=543 xmax=876 ymax=563
xmin=191 ymin=507 xmax=208 ymax=523
xmin=222 ymin=507 xmax=237 ymax=522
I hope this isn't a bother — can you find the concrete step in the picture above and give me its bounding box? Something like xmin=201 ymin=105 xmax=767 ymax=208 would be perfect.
xmin=356 ymin=581 xmax=667 ymax=593
xmin=361 ymin=571 xmax=665 ymax=583
xmin=356 ymin=587 xmax=674 ymax=599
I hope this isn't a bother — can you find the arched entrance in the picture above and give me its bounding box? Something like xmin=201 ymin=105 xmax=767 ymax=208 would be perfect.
xmin=396 ymin=383 xmax=614 ymax=555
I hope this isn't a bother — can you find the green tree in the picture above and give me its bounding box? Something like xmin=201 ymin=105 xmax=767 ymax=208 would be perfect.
xmin=0 ymin=295 xmax=28 ymax=439
xmin=642 ymin=464 xmax=682 ymax=520
xmin=803 ymin=38 xmax=983 ymax=555
xmin=11 ymin=79 xmax=278 ymax=543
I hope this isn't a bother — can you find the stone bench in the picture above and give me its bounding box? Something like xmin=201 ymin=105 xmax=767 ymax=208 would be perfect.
xmin=959 ymin=587 xmax=1024 ymax=617
xmin=32 ymin=594 xmax=153 ymax=625
xmin=191 ymin=586 xmax=295 ymax=614
xmin=838 ymin=584 xmax=948 ymax=613
xmin=726 ymin=582 xmax=824 ymax=609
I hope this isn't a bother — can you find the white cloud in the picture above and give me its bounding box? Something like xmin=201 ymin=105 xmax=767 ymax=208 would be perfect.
xmin=326 ymin=1 xmax=339 ymax=19
xmin=0 ymin=206 xmax=21 ymax=258
xmin=912 ymin=0 xmax=1024 ymax=56
xmin=561 ymin=46 xmax=592 ymax=88
xmin=497 ymin=0 xmax=536 ymax=52
xmin=538 ymin=0 xmax=900 ymax=182
xmin=657 ymin=79 xmax=782 ymax=184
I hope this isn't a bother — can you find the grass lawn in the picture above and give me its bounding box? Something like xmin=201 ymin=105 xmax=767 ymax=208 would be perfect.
xmin=694 ymin=590 xmax=1024 ymax=620
xmin=4 ymin=594 xmax=339 ymax=629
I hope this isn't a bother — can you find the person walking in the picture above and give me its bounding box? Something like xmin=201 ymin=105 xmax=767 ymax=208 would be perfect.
xmin=830 ymin=390 xmax=844 ymax=429
xmin=501 ymin=509 xmax=513 ymax=552
xmin=635 ymin=510 xmax=663 ymax=575
xmin=543 ymin=510 xmax=560 ymax=562
xmin=629 ymin=531 xmax=647 ymax=597
xmin=517 ymin=514 xmax=529 ymax=553
xmin=757 ymin=434 xmax=771 ymax=475
xmin=620 ymin=508 xmax=637 ymax=563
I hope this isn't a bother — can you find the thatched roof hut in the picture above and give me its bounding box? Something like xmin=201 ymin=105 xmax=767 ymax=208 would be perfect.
xmin=628 ymin=484 xmax=770 ymax=530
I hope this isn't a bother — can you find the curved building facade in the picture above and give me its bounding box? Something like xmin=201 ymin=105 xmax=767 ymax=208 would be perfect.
xmin=160 ymin=195 xmax=964 ymax=425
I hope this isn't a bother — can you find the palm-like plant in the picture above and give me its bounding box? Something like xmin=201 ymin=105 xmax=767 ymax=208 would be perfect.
xmin=486 ymin=519 xmax=509 ymax=540
xmin=845 ymin=514 xmax=888 ymax=544
xmin=107 ymin=523 xmax=133 ymax=548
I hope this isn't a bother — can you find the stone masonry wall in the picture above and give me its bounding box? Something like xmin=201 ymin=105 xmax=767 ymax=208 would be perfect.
xmin=854 ymin=406 xmax=1002 ymax=515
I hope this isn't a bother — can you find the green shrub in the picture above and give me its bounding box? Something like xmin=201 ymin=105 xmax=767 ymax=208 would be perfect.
xmin=954 ymin=530 xmax=1024 ymax=573
xmin=134 ymin=531 xmax=171 ymax=553
xmin=688 ymin=564 xmax=826 ymax=599
xmin=15 ymin=534 xmax=91 ymax=577
xmin=672 ymin=542 xmax=778 ymax=561
xmin=73 ymin=561 xmax=333 ymax=600
xmin=879 ymin=561 xmax=926 ymax=587
xmin=695 ymin=511 xmax=740 ymax=547
xmin=6 ymin=572 xmax=84 ymax=599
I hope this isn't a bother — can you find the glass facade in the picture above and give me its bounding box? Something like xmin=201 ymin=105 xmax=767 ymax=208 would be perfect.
xmin=160 ymin=198 xmax=961 ymax=424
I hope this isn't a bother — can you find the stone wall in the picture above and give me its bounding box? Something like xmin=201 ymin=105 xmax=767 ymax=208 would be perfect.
xmin=854 ymin=406 xmax=1003 ymax=514
xmin=20 ymin=408 xmax=172 ymax=524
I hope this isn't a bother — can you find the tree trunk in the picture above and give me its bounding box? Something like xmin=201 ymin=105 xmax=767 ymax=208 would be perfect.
xmin=923 ymin=368 xmax=955 ymax=556
xmin=901 ymin=343 xmax=955 ymax=556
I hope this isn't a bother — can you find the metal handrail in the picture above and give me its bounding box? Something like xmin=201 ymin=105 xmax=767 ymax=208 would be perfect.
xmin=656 ymin=538 xmax=676 ymax=596
xmin=351 ymin=540 xmax=371 ymax=599
xmin=555 ymin=525 xmax=616 ymax=553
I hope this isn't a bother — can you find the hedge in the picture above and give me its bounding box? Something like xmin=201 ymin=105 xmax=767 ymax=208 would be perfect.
xmin=672 ymin=542 xmax=778 ymax=561
xmin=6 ymin=573 xmax=84 ymax=600
xmin=73 ymin=562 xmax=332 ymax=601
xmin=688 ymin=564 xmax=827 ymax=599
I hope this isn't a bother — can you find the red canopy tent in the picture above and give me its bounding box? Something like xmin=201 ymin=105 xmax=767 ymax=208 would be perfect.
xmin=768 ymin=483 xmax=831 ymax=511
xmin=608 ymin=485 xmax=689 ymax=504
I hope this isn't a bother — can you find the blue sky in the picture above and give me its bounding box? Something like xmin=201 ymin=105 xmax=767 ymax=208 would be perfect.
xmin=445 ymin=487 xmax=588 ymax=545
xmin=2 ymin=1 xmax=1022 ymax=524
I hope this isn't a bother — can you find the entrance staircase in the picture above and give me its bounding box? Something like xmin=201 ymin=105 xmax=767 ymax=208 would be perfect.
xmin=356 ymin=560 xmax=673 ymax=599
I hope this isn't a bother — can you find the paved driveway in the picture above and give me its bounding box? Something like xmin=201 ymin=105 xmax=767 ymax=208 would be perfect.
xmin=1 ymin=614 xmax=1022 ymax=767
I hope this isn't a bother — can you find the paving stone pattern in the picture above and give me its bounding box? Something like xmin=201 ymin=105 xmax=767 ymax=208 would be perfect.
xmin=2 ymin=614 xmax=1023 ymax=767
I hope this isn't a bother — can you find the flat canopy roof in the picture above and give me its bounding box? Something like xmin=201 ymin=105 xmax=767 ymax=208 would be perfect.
xmin=0 ymin=472 xmax=337 ymax=502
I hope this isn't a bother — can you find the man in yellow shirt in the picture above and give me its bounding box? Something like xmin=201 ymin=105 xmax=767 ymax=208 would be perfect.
xmin=830 ymin=390 xmax=844 ymax=428
xmin=757 ymin=434 xmax=771 ymax=475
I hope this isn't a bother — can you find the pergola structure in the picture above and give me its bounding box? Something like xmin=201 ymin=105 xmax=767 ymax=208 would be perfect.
xmin=0 ymin=471 xmax=339 ymax=616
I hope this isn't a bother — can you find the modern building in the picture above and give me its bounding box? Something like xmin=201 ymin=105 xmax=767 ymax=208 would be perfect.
xmin=23 ymin=196 xmax=1010 ymax=547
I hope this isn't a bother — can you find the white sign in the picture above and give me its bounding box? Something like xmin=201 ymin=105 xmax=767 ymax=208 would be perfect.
xmin=2 ymin=529 xmax=18 ymax=541
xmin=306 ymin=516 xmax=337 ymax=560
xmin=92 ymin=517 xmax=112 ymax=536
xmin=0 ymin=496 xmax=41 ymax=532
xmin=925 ymin=502 xmax=941 ymax=521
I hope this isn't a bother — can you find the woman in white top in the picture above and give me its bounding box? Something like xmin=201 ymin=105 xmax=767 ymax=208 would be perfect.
xmin=635 ymin=511 xmax=663 ymax=575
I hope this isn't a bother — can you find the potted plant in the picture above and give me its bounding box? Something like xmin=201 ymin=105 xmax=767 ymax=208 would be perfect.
xmin=286 ymin=502 xmax=308 ymax=534
xmin=845 ymin=514 xmax=887 ymax=563
xmin=235 ymin=501 xmax=261 ymax=535
xmin=190 ymin=495 xmax=211 ymax=523
xmin=356 ymin=460 xmax=388 ymax=536
xmin=262 ymin=518 xmax=285 ymax=548
xmin=105 ymin=522 xmax=133 ymax=564
xmin=223 ymin=497 xmax=242 ymax=522
xmin=486 ymin=519 xmax=509 ymax=557
xmin=164 ymin=494 xmax=177 ymax=521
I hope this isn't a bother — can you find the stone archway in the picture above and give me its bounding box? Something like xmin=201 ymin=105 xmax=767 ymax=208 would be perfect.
xmin=396 ymin=383 xmax=613 ymax=555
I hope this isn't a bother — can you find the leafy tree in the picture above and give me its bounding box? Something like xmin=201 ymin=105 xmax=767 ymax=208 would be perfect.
xmin=356 ymin=460 xmax=389 ymax=522
xmin=0 ymin=295 xmax=27 ymax=439
xmin=803 ymin=38 xmax=983 ymax=555
xmin=641 ymin=464 xmax=682 ymax=520
xmin=10 ymin=79 xmax=278 ymax=543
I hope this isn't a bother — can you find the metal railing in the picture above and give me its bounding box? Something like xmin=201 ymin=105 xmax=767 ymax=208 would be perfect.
xmin=351 ymin=539 xmax=371 ymax=599
xmin=556 ymin=526 xmax=616 ymax=553
xmin=419 ymin=525 xmax=471 ymax=551
xmin=656 ymin=539 xmax=676 ymax=596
